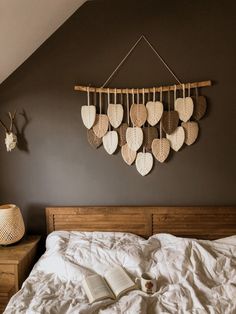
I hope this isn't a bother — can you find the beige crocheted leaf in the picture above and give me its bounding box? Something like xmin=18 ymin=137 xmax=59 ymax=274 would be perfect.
xmin=102 ymin=130 xmax=118 ymax=155
xmin=87 ymin=129 xmax=102 ymax=149
xmin=107 ymin=104 xmax=124 ymax=128
xmin=182 ymin=121 xmax=199 ymax=146
xmin=116 ymin=123 xmax=128 ymax=147
xmin=81 ymin=105 xmax=96 ymax=129
xmin=166 ymin=126 xmax=185 ymax=152
xmin=143 ymin=127 xmax=158 ymax=152
xmin=192 ymin=96 xmax=207 ymax=120
xmin=175 ymin=97 xmax=194 ymax=122
xmin=92 ymin=114 xmax=109 ymax=138
xmin=161 ymin=111 xmax=179 ymax=135
xmin=130 ymin=103 xmax=147 ymax=127
xmin=152 ymin=138 xmax=170 ymax=163
xmin=126 ymin=127 xmax=143 ymax=152
xmin=135 ymin=152 xmax=153 ymax=176
xmin=121 ymin=143 xmax=136 ymax=165
xmin=146 ymin=101 xmax=163 ymax=126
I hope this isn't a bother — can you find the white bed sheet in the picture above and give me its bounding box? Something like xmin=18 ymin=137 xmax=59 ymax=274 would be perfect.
xmin=4 ymin=231 xmax=236 ymax=314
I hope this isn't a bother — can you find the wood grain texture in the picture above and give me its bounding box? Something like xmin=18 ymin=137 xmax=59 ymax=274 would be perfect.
xmin=0 ymin=286 xmax=14 ymax=314
xmin=0 ymin=236 xmax=40 ymax=313
xmin=74 ymin=80 xmax=212 ymax=94
xmin=46 ymin=207 xmax=236 ymax=240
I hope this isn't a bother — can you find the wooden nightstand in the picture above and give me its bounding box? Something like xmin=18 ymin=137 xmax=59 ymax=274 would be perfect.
xmin=0 ymin=235 xmax=41 ymax=313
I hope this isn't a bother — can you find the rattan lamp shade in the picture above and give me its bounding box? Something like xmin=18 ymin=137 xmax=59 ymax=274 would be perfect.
xmin=0 ymin=204 xmax=25 ymax=245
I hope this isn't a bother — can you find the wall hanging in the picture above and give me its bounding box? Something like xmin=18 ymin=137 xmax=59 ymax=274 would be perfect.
xmin=0 ymin=110 xmax=18 ymax=152
xmin=75 ymin=35 xmax=212 ymax=176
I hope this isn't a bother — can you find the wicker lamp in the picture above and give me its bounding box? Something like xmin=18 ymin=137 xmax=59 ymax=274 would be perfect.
xmin=0 ymin=204 xmax=25 ymax=245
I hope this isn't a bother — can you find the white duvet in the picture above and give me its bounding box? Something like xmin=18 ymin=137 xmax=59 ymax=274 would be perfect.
xmin=4 ymin=231 xmax=236 ymax=314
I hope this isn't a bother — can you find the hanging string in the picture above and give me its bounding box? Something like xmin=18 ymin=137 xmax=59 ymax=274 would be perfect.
xmin=126 ymin=89 xmax=130 ymax=125
xmin=94 ymin=88 xmax=97 ymax=108
xmin=168 ymin=86 xmax=171 ymax=112
xmin=195 ymin=85 xmax=199 ymax=100
xmin=132 ymin=89 xmax=135 ymax=127
xmin=167 ymin=86 xmax=171 ymax=129
xmin=143 ymin=88 xmax=145 ymax=105
xmin=137 ymin=89 xmax=139 ymax=104
xmin=106 ymin=90 xmax=111 ymax=131
xmin=99 ymin=91 xmax=102 ymax=114
xmin=143 ymin=35 xmax=182 ymax=84
xmin=107 ymin=88 xmax=110 ymax=105
xmin=153 ymin=87 xmax=155 ymax=102
xmin=120 ymin=91 xmax=123 ymax=105
xmin=160 ymin=120 xmax=163 ymax=139
xmin=87 ymin=87 xmax=90 ymax=106
xmin=114 ymin=88 xmax=117 ymax=104
xmin=101 ymin=35 xmax=182 ymax=88
xmin=174 ymin=84 xmax=177 ymax=105
xmin=182 ymin=83 xmax=185 ymax=98
xmin=188 ymin=83 xmax=191 ymax=97
xmin=160 ymin=86 xmax=163 ymax=103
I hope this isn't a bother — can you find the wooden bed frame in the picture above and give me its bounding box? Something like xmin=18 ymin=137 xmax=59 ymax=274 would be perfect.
xmin=45 ymin=206 xmax=236 ymax=240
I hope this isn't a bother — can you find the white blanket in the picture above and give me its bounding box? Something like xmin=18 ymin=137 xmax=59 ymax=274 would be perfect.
xmin=4 ymin=231 xmax=236 ymax=314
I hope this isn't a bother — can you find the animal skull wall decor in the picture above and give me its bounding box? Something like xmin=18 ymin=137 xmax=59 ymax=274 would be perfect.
xmin=5 ymin=132 xmax=17 ymax=152
xmin=0 ymin=110 xmax=18 ymax=152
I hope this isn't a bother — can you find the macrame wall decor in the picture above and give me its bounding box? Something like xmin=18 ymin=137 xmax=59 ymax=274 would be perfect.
xmin=75 ymin=35 xmax=212 ymax=176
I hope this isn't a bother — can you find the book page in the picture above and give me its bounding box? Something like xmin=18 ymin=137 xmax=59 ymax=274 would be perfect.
xmin=82 ymin=274 xmax=114 ymax=303
xmin=104 ymin=266 xmax=136 ymax=298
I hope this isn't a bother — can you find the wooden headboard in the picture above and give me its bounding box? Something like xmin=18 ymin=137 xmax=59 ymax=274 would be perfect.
xmin=45 ymin=206 xmax=236 ymax=240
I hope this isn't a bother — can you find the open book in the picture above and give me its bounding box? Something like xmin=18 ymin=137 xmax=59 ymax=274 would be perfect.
xmin=82 ymin=266 xmax=136 ymax=303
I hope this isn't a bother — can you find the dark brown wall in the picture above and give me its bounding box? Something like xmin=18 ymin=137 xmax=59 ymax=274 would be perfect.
xmin=0 ymin=0 xmax=235 ymax=235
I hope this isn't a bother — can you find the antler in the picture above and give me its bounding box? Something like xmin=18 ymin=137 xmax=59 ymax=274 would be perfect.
xmin=0 ymin=119 xmax=8 ymax=132
xmin=8 ymin=109 xmax=17 ymax=132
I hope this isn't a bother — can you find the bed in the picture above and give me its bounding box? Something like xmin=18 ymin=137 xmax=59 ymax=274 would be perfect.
xmin=4 ymin=206 xmax=236 ymax=313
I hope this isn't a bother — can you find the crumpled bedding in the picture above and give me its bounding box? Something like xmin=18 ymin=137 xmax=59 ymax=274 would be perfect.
xmin=4 ymin=231 xmax=236 ymax=314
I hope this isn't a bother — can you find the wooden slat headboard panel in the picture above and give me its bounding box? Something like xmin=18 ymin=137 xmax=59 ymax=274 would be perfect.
xmin=46 ymin=206 xmax=236 ymax=239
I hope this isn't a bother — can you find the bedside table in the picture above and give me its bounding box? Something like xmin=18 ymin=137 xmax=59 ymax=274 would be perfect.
xmin=0 ymin=235 xmax=40 ymax=313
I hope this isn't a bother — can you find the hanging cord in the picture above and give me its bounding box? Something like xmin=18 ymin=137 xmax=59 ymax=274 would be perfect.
xmin=126 ymin=89 xmax=130 ymax=126
xmin=132 ymin=89 xmax=134 ymax=127
xmin=160 ymin=120 xmax=163 ymax=140
xmin=120 ymin=91 xmax=123 ymax=105
xmin=101 ymin=35 xmax=182 ymax=88
xmin=168 ymin=86 xmax=171 ymax=112
xmin=114 ymin=88 xmax=117 ymax=104
xmin=108 ymin=88 xmax=110 ymax=105
xmin=107 ymin=88 xmax=111 ymax=131
xmin=188 ymin=83 xmax=191 ymax=97
xmin=160 ymin=86 xmax=163 ymax=103
xmin=195 ymin=83 xmax=199 ymax=100
xmin=153 ymin=87 xmax=155 ymax=102
xmin=87 ymin=87 xmax=90 ymax=106
xmin=168 ymin=86 xmax=171 ymax=129
xmin=142 ymin=35 xmax=182 ymax=85
xmin=182 ymin=83 xmax=186 ymax=114
xmin=182 ymin=83 xmax=185 ymax=98
xmin=160 ymin=89 xmax=163 ymax=142
xmin=174 ymin=84 xmax=177 ymax=106
xmin=94 ymin=88 xmax=97 ymax=108
xmin=99 ymin=91 xmax=102 ymax=114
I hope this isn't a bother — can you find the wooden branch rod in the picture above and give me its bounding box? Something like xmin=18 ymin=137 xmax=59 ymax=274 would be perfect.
xmin=74 ymin=80 xmax=212 ymax=94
